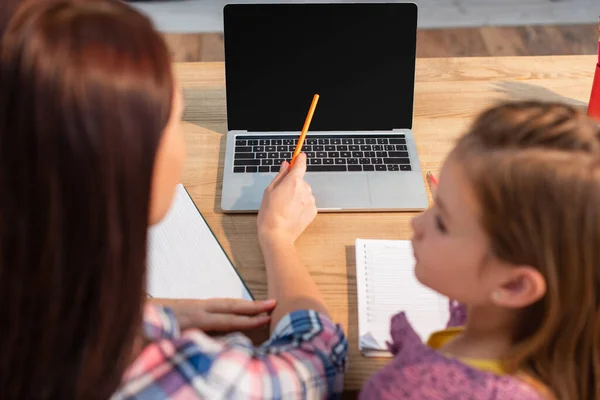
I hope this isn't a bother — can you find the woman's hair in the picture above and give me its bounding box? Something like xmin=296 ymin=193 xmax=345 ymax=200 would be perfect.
xmin=0 ymin=1 xmax=173 ymax=398
xmin=454 ymin=101 xmax=600 ymax=399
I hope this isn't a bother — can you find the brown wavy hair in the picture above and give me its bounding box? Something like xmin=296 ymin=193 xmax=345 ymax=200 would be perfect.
xmin=453 ymin=101 xmax=600 ymax=399
xmin=0 ymin=1 xmax=173 ymax=398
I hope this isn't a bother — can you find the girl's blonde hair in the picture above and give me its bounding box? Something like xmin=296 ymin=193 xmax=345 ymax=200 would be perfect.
xmin=453 ymin=101 xmax=600 ymax=399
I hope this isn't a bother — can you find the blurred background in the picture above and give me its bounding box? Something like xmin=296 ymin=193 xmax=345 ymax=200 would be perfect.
xmin=129 ymin=0 xmax=599 ymax=62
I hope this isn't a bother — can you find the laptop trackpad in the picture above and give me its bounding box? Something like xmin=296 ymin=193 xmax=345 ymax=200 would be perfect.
xmin=306 ymin=174 xmax=370 ymax=210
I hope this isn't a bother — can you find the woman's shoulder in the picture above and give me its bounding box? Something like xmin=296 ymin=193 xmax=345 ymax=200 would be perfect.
xmin=359 ymin=312 xmax=544 ymax=400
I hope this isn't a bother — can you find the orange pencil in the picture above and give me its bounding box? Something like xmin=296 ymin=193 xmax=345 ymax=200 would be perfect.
xmin=426 ymin=171 xmax=438 ymax=186
xmin=290 ymin=94 xmax=319 ymax=167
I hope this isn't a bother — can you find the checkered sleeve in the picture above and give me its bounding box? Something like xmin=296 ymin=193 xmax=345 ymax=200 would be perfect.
xmin=142 ymin=303 xmax=180 ymax=340
xmin=115 ymin=308 xmax=348 ymax=400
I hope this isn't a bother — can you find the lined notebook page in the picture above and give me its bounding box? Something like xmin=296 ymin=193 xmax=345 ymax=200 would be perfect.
xmin=147 ymin=184 xmax=252 ymax=300
xmin=356 ymin=239 xmax=449 ymax=356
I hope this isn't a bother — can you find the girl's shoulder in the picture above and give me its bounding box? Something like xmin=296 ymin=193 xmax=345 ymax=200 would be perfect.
xmin=359 ymin=312 xmax=545 ymax=400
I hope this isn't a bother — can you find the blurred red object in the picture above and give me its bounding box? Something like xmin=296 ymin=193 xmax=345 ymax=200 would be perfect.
xmin=589 ymin=64 xmax=600 ymax=121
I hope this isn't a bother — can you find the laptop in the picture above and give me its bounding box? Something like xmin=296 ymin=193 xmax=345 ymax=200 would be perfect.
xmin=221 ymin=3 xmax=428 ymax=212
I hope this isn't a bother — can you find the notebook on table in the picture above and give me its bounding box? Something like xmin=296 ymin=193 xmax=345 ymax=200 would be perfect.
xmin=147 ymin=184 xmax=252 ymax=300
xmin=355 ymin=239 xmax=449 ymax=357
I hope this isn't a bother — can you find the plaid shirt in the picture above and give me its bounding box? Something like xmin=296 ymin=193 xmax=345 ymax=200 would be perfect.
xmin=112 ymin=304 xmax=348 ymax=400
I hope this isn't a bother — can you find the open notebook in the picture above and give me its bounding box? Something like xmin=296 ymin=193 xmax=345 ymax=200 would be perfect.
xmin=147 ymin=184 xmax=252 ymax=300
xmin=356 ymin=239 xmax=449 ymax=357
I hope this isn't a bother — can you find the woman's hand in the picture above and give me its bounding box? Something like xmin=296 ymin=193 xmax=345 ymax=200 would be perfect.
xmin=150 ymin=298 xmax=276 ymax=332
xmin=257 ymin=154 xmax=317 ymax=246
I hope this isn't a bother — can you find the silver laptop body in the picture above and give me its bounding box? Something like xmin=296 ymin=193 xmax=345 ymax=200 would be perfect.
xmin=221 ymin=3 xmax=428 ymax=212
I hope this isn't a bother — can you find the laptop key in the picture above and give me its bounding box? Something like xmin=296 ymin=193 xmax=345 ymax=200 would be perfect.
xmin=376 ymin=165 xmax=387 ymax=171
xmin=318 ymin=139 xmax=330 ymax=144
xmin=302 ymin=145 xmax=312 ymax=152
xmin=364 ymin=151 xmax=376 ymax=158
xmin=259 ymin=139 xmax=269 ymax=145
xmin=311 ymin=159 xmax=322 ymax=165
xmin=277 ymin=146 xmax=287 ymax=152
xmin=275 ymin=159 xmax=285 ymax=166
xmin=246 ymin=166 xmax=258 ymax=173
xmin=236 ymin=146 xmax=252 ymax=152
xmin=374 ymin=145 xmax=384 ymax=151
xmin=385 ymin=145 xmax=395 ymax=151
xmin=271 ymin=165 xmax=280 ymax=172
xmin=268 ymin=153 xmax=278 ymax=158
xmin=259 ymin=166 xmax=270 ymax=173
xmin=376 ymin=151 xmax=387 ymax=158
xmin=234 ymin=167 xmax=245 ymax=173
xmin=342 ymin=138 xmax=353 ymax=144
xmin=248 ymin=140 xmax=259 ymax=146
xmin=328 ymin=152 xmax=340 ymax=158
xmin=256 ymin=153 xmax=267 ymax=159
xmin=384 ymin=157 xmax=410 ymax=165
xmin=400 ymin=165 xmax=412 ymax=171
xmin=305 ymin=152 xmax=315 ymax=158
xmin=323 ymin=159 xmax=334 ymax=165
xmin=352 ymin=151 xmax=364 ymax=158
xmin=349 ymin=145 xmax=359 ymax=151
xmin=234 ymin=159 xmax=260 ymax=166
xmin=337 ymin=145 xmax=348 ymax=151
xmin=389 ymin=151 xmax=409 ymax=158
xmin=348 ymin=165 xmax=362 ymax=171
xmin=281 ymin=152 xmax=292 ymax=159
xmin=306 ymin=138 xmax=318 ymax=145
xmin=273 ymin=139 xmax=282 ymax=145
xmin=377 ymin=138 xmax=389 ymax=144
xmin=314 ymin=145 xmax=324 ymax=151
xmin=366 ymin=138 xmax=377 ymax=144
xmin=363 ymin=165 xmax=375 ymax=171
xmin=266 ymin=146 xmax=276 ymax=152
xmin=372 ymin=158 xmax=383 ymax=164
xmin=235 ymin=153 xmax=255 ymax=159
xmin=235 ymin=140 xmax=247 ymax=146
xmin=254 ymin=146 xmax=264 ymax=152
xmin=354 ymin=138 xmax=365 ymax=144
xmin=340 ymin=151 xmax=351 ymax=158
xmin=387 ymin=165 xmax=400 ymax=171
xmin=331 ymin=138 xmax=342 ymax=145
xmin=359 ymin=158 xmax=371 ymax=164
xmin=283 ymin=139 xmax=294 ymax=145
xmin=389 ymin=138 xmax=406 ymax=144
xmin=262 ymin=159 xmax=273 ymax=166
xmin=396 ymin=145 xmax=408 ymax=151
xmin=325 ymin=145 xmax=336 ymax=151
xmin=307 ymin=165 xmax=347 ymax=172
xmin=335 ymin=158 xmax=346 ymax=165
xmin=361 ymin=145 xmax=372 ymax=151
xmin=316 ymin=152 xmax=327 ymax=158
xmin=348 ymin=158 xmax=359 ymax=165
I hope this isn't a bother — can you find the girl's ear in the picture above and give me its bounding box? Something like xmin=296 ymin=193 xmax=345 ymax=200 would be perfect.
xmin=490 ymin=266 xmax=546 ymax=308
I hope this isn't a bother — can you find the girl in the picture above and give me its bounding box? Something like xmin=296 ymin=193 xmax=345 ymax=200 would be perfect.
xmin=361 ymin=101 xmax=600 ymax=399
xmin=0 ymin=1 xmax=346 ymax=399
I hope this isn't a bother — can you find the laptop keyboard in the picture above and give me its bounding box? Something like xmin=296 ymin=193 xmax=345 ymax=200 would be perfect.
xmin=233 ymin=135 xmax=412 ymax=173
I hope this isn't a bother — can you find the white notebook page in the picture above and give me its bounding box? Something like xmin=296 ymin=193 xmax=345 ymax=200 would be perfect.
xmin=356 ymin=239 xmax=449 ymax=356
xmin=147 ymin=184 xmax=252 ymax=300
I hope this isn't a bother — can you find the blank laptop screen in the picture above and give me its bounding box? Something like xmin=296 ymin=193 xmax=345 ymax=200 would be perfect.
xmin=223 ymin=3 xmax=417 ymax=132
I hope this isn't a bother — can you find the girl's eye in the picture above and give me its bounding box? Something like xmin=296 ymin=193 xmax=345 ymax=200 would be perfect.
xmin=435 ymin=214 xmax=447 ymax=234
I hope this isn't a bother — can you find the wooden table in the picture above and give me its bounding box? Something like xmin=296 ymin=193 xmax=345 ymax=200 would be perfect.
xmin=173 ymin=55 xmax=596 ymax=391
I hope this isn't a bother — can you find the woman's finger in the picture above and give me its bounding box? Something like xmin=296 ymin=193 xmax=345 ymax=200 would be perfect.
xmin=201 ymin=313 xmax=271 ymax=332
xmin=204 ymin=298 xmax=277 ymax=315
xmin=267 ymin=161 xmax=290 ymax=190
